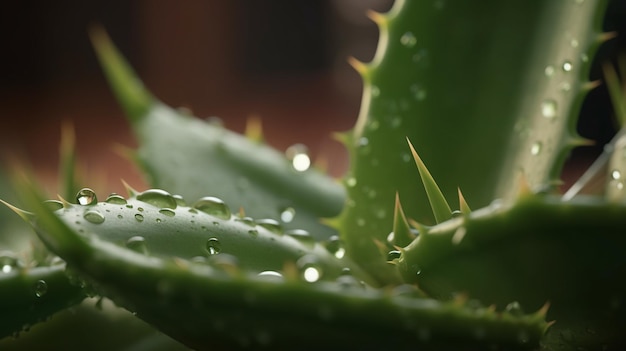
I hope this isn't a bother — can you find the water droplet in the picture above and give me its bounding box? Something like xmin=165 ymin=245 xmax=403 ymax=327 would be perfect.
xmin=400 ymin=32 xmax=417 ymax=48
xmin=34 ymin=280 xmax=48 ymax=297
xmin=126 ymin=236 xmax=148 ymax=254
xmin=611 ymin=169 xmax=622 ymax=180
xmin=286 ymin=144 xmax=311 ymax=172
xmin=43 ymin=200 xmax=64 ymax=211
xmin=560 ymin=82 xmax=571 ymax=92
xmin=105 ymin=194 xmax=127 ymax=205
xmin=117 ymin=214 xmax=123 ymax=219
xmin=410 ymin=84 xmax=427 ymax=101
xmin=541 ymin=99 xmax=557 ymax=118
xmin=159 ymin=208 xmax=175 ymax=217
xmin=402 ymin=153 xmax=411 ymax=162
xmin=358 ymin=137 xmax=369 ymax=147
xmin=386 ymin=232 xmax=395 ymax=243
xmin=562 ymin=61 xmax=573 ymax=72
xmin=76 ymin=188 xmax=97 ymax=205
xmin=286 ymin=229 xmax=313 ymax=244
xmin=134 ymin=213 xmax=144 ymax=222
xmin=297 ymin=255 xmax=322 ymax=283
xmin=325 ymin=236 xmax=346 ymax=259
xmin=370 ymin=85 xmax=380 ymax=97
xmin=368 ymin=120 xmax=380 ymax=131
xmin=451 ymin=210 xmax=462 ymax=218
xmin=194 ymin=197 xmax=231 ymax=220
xmin=255 ymin=219 xmax=282 ymax=233
xmin=570 ymin=39 xmax=579 ymax=48
xmin=155 ymin=218 xmax=162 ymax=223
xmin=544 ymin=65 xmax=555 ymax=77
xmin=126 ymin=204 xmax=133 ymax=209
xmin=387 ymin=250 xmax=401 ymax=261
xmin=206 ymin=238 xmax=221 ymax=255
xmin=0 ymin=252 xmax=20 ymax=273
xmin=258 ymin=271 xmax=283 ymax=281
xmin=137 ymin=207 xmax=144 ymax=212
xmin=280 ymin=207 xmax=296 ymax=223
xmin=531 ymin=141 xmax=542 ymax=155
xmin=136 ymin=189 xmax=177 ymax=209
xmin=505 ymin=301 xmax=524 ymax=316
xmin=248 ymin=229 xmax=259 ymax=237
xmin=83 ymin=210 xmax=105 ymax=224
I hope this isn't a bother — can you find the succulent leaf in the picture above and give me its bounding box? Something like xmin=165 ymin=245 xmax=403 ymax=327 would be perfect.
xmin=91 ymin=29 xmax=345 ymax=241
xmin=0 ymin=264 xmax=85 ymax=339
xmin=14 ymin=182 xmax=548 ymax=350
xmin=398 ymin=193 xmax=626 ymax=346
xmin=337 ymin=0 xmax=609 ymax=283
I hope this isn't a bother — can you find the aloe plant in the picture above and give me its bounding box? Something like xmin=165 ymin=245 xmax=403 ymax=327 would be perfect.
xmin=2 ymin=0 xmax=625 ymax=349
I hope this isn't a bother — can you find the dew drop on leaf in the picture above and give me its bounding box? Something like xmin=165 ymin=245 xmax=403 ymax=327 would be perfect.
xmin=159 ymin=208 xmax=175 ymax=217
xmin=206 ymin=238 xmax=221 ymax=255
xmin=126 ymin=236 xmax=148 ymax=254
xmin=134 ymin=214 xmax=144 ymax=222
xmin=0 ymin=252 xmax=19 ymax=273
xmin=544 ymin=65 xmax=555 ymax=77
xmin=562 ymin=60 xmax=573 ymax=72
xmin=387 ymin=250 xmax=402 ymax=261
xmin=541 ymin=99 xmax=557 ymax=119
xmin=76 ymin=188 xmax=97 ymax=206
xmin=297 ymin=255 xmax=322 ymax=282
xmin=258 ymin=271 xmax=283 ymax=281
xmin=194 ymin=197 xmax=231 ymax=220
xmin=255 ymin=219 xmax=282 ymax=233
xmin=105 ymin=194 xmax=127 ymax=205
xmin=34 ymin=280 xmax=48 ymax=298
xmin=611 ymin=169 xmax=621 ymax=180
xmin=136 ymin=189 xmax=178 ymax=209
xmin=83 ymin=210 xmax=105 ymax=224
xmin=530 ymin=141 xmax=542 ymax=155
xmin=286 ymin=229 xmax=313 ymax=245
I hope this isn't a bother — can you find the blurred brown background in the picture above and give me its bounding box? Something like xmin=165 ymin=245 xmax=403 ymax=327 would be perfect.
xmin=0 ymin=0 xmax=625 ymax=196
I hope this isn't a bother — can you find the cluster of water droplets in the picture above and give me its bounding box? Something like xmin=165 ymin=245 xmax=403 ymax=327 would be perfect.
xmin=69 ymin=188 xmax=354 ymax=285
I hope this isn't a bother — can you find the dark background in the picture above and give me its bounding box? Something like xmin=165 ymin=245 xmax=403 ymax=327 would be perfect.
xmin=0 ymin=0 xmax=624 ymax=195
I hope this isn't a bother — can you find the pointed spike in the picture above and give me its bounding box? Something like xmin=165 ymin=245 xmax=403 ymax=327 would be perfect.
xmin=0 ymin=199 xmax=34 ymax=222
xmin=535 ymin=301 xmax=551 ymax=318
xmin=516 ymin=172 xmax=532 ymax=197
xmin=56 ymin=195 xmax=73 ymax=208
xmin=407 ymin=138 xmax=452 ymax=223
xmin=244 ymin=114 xmax=264 ymax=143
xmin=568 ymin=136 xmax=595 ymax=147
xmin=545 ymin=320 xmax=557 ymax=333
xmin=582 ymin=80 xmax=602 ymax=92
xmin=120 ymin=179 xmax=138 ymax=197
xmin=366 ymin=10 xmax=387 ymax=27
xmin=347 ymin=56 xmax=368 ymax=76
xmin=392 ymin=193 xmax=414 ymax=247
xmin=597 ymin=31 xmax=618 ymax=44
xmin=457 ymin=188 xmax=471 ymax=215
xmin=372 ymin=238 xmax=389 ymax=257
xmin=89 ymin=25 xmax=154 ymax=122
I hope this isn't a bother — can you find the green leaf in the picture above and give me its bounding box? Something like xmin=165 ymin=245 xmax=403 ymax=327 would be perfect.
xmin=91 ymin=29 xmax=345 ymax=240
